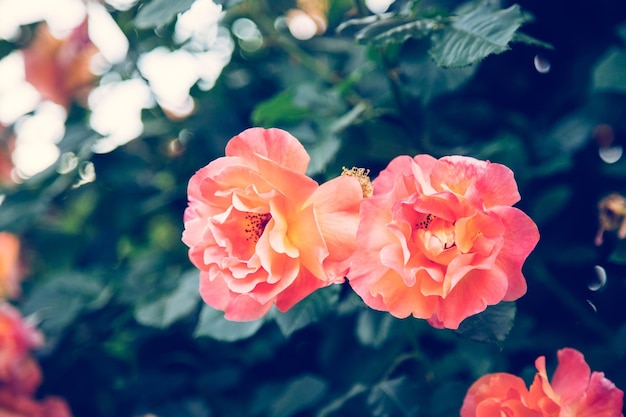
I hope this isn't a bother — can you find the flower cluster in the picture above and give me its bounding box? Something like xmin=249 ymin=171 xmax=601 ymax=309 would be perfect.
xmin=182 ymin=128 xmax=540 ymax=329
xmin=461 ymin=348 xmax=624 ymax=417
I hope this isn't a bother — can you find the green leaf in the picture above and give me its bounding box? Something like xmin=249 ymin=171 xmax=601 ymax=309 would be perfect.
xmin=336 ymin=14 xmax=390 ymax=35
xmin=609 ymin=239 xmax=626 ymax=264
xmin=591 ymin=47 xmax=626 ymax=93
xmin=455 ymin=302 xmax=516 ymax=344
xmin=367 ymin=377 xmax=420 ymax=417
xmin=512 ymin=31 xmax=554 ymax=50
xmin=355 ymin=309 xmax=395 ymax=348
xmin=317 ymin=384 xmax=369 ymax=417
xmin=268 ymin=375 xmax=328 ymax=417
xmin=134 ymin=270 xmax=200 ymax=328
xmin=134 ymin=0 xmax=195 ymax=29
xmin=530 ymin=185 xmax=572 ymax=226
xmin=355 ymin=16 xmax=445 ymax=46
xmin=194 ymin=304 xmax=265 ymax=342
xmin=21 ymin=273 xmax=106 ymax=337
xmin=430 ymin=4 xmax=532 ymax=67
xmin=272 ymin=285 xmax=340 ymax=337
xmin=251 ymin=89 xmax=311 ymax=127
xmin=399 ymin=51 xmax=478 ymax=103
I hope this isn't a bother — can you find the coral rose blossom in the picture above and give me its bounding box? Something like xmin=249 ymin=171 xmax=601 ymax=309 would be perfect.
xmin=182 ymin=128 xmax=363 ymax=320
xmin=348 ymin=154 xmax=539 ymax=329
xmin=461 ymin=348 xmax=624 ymax=417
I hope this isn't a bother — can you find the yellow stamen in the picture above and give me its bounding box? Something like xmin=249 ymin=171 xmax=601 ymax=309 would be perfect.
xmin=342 ymin=166 xmax=373 ymax=198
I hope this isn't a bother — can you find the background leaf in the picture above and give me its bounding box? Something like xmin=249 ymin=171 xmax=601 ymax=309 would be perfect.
xmin=272 ymin=285 xmax=341 ymax=337
xmin=591 ymin=47 xmax=626 ymax=93
xmin=429 ymin=4 xmax=531 ymax=67
xmin=455 ymin=302 xmax=517 ymax=344
xmin=134 ymin=0 xmax=195 ymax=29
xmin=194 ymin=304 xmax=265 ymax=342
xmin=134 ymin=270 xmax=200 ymax=328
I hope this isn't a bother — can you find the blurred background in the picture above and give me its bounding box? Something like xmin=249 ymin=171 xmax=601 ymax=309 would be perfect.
xmin=0 ymin=0 xmax=625 ymax=416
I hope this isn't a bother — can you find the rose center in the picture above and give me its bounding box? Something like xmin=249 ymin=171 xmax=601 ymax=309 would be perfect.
xmin=243 ymin=212 xmax=272 ymax=243
xmin=415 ymin=213 xmax=456 ymax=250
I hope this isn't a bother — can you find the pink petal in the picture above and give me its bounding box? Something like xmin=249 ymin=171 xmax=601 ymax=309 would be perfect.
xmin=570 ymin=371 xmax=624 ymax=417
xmin=199 ymin=270 xmax=272 ymax=321
xmin=435 ymin=267 xmax=509 ymax=329
xmin=430 ymin=156 xmax=488 ymax=196
xmin=225 ymin=128 xmax=310 ymax=174
xmin=550 ymin=348 xmax=592 ymax=403
xmin=310 ymin=175 xmax=362 ymax=267
xmin=288 ymin=203 xmax=328 ymax=280
xmin=253 ymin=155 xmax=319 ymax=208
xmin=275 ymin=269 xmax=327 ymax=312
xmin=491 ymin=206 xmax=539 ymax=300
xmin=475 ymin=161 xmax=521 ymax=208
xmin=369 ymin=269 xmax=439 ymax=319
xmin=371 ymin=155 xmax=417 ymax=197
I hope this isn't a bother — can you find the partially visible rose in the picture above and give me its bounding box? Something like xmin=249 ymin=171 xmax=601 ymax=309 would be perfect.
xmin=182 ymin=128 xmax=363 ymax=320
xmin=528 ymin=348 xmax=624 ymax=417
xmin=461 ymin=348 xmax=624 ymax=417
xmin=0 ymin=302 xmax=43 ymax=395
xmin=0 ymin=232 xmax=23 ymax=299
xmin=22 ymin=19 xmax=99 ymax=108
xmin=347 ymin=154 xmax=539 ymax=329
xmin=460 ymin=373 xmax=535 ymax=417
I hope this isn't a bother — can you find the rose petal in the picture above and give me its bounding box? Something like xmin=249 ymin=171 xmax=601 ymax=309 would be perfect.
xmin=226 ymin=128 xmax=310 ymax=174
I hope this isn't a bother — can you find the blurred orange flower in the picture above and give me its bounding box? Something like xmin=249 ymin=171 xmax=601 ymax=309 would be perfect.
xmin=347 ymin=154 xmax=539 ymax=329
xmin=0 ymin=232 xmax=23 ymax=299
xmin=0 ymin=392 xmax=73 ymax=417
xmin=22 ymin=19 xmax=99 ymax=108
xmin=183 ymin=128 xmax=363 ymax=320
xmin=0 ymin=302 xmax=43 ymax=395
xmin=0 ymin=303 xmax=73 ymax=417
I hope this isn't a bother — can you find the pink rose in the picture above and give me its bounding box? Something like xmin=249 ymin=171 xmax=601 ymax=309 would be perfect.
xmin=461 ymin=348 xmax=624 ymax=417
xmin=182 ymin=128 xmax=363 ymax=320
xmin=347 ymin=154 xmax=539 ymax=329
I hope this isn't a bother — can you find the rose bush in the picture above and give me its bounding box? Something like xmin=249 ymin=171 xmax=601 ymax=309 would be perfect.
xmin=461 ymin=348 xmax=624 ymax=417
xmin=347 ymin=154 xmax=539 ymax=329
xmin=182 ymin=127 xmax=363 ymax=320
